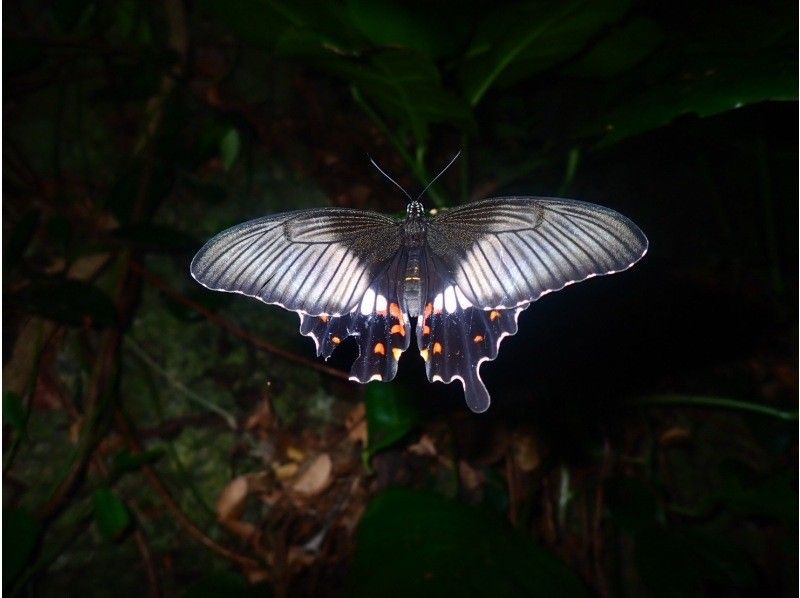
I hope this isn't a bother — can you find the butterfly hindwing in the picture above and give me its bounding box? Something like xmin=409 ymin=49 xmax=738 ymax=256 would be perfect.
xmin=416 ymin=249 xmax=524 ymax=412
xmin=299 ymin=255 xmax=412 ymax=383
xmin=416 ymin=284 xmax=523 ymax=413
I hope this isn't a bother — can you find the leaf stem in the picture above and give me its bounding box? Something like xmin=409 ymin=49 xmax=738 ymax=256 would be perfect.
xmin=632 ymin=394 xmax=797 ymax=421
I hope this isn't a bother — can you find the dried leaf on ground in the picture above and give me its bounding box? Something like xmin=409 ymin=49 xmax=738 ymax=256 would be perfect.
xmin=512 ymin=433 xmax=542 ymax=473
xmin=217 ymin=475 xmax=249 ymax=522
xmin=245 ymin=400 xmax=274 ymax=434
xmin=286 ymin=446 xmax=306 ymax=463
xmin=658 ymin=426 xmax=692 ymax=446
xmin=346 ymin=403 xmax=368 ymax=445
xmin=408 ymin=434 xmax=437 ymax=457
xmin=459 ymin=460 xmax=485 ymax=491
xmin=292 ymin=453 xmax=333 ymax=497
xmin=273 ymin=462 xmax=299 ymax=480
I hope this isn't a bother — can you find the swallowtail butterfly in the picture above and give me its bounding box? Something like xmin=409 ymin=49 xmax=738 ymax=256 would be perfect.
xmin=190 ymin=163 xmax=647 ymax=413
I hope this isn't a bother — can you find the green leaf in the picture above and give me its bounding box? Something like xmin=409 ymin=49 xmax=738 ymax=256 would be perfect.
xmin=346 ymin=0 xmax=475 ymax=58
xmin=3 ymin=509 xmax=39 ymax=586
xmin=566 ymin=17 xmax=664 ymax=79
xmin=112 ymin=448 xmax=165 ymax=475
xmin=587 ymin=4 xmax=797 ymax=147
xmin=631 ymin=394 xmax=797 ymax=421
xmin=199 ymin=0 xmax=365 ymax=53
xmin=591 ymin=55 xmax=796 ymax=147
xmin=220 ymin=128 xmax=241 ymax=171
xmin=349 ymin=488 xmax=587 ymax=597
xmin=93 ymin=488 xmax=132 ymax=541
xmin=462 ymin=0 xmax=631 ymax=106
xmin=3 ymin=391 xmax=27 ymax=434
xmin=312 ymin=50 xmax=473 ymax=143
xmin=364 ymin=383 xmax=418 ymax=463
xmin=6 ymin=279 xmax=117 ymax=328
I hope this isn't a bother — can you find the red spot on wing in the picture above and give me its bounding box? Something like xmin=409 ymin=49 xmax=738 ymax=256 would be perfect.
xmin=389 ymin=303 xmax=403 ymax=320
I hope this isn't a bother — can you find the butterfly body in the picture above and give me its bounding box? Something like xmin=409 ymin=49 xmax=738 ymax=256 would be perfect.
xmin=191 ymin=195 xmax=647 ymax=413
xmin=399 ymin=201 xmax=428 ymax=317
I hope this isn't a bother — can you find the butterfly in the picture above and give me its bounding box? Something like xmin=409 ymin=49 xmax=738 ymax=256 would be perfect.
xmin=190 ymin=164 xmax=647 ymax=413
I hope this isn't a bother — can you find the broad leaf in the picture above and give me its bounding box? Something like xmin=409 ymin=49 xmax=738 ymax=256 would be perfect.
xmin=93 ymin=488 xmax=133 ymax=541
xmin=346 ymin=0 xmax=476 ymax=58
xmin=364 ymin=383 xmax=418 ymax=463
xmin=220 ymin=128 xmax=241 ymax=171
xmin=315 ymin=50 xmax=473 ymax=143
xmin=349 ymin=488 xmax=586 ymax=596
xmin=586 ymin=3 xmax=797 ymax=146
xmin=462 ymin=0 xmax=631 ymax=106
xmin=566 ymin=17 xmax=664 ymax=79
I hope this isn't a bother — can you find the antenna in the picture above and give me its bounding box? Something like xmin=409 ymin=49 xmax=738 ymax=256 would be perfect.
xmin=369 ymin=155 xmax=413 ymax=202
xmin=416 ymin=150 xmax=461 ymax=201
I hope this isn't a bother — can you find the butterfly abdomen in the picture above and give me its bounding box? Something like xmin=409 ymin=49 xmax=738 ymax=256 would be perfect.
xmin=400 ymin=216 xmax=427 ymax=317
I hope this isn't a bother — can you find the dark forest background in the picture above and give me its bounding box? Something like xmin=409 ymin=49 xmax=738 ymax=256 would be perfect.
xmin=3 ymin=1 xmax=798 ymax=596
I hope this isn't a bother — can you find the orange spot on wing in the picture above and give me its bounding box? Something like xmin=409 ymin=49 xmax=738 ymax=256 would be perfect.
xmin=319 ymin=314 xmax=329 ymax=323
xmin=433 ymin=342 xmax=443 ymax=355
xmin=374 ymin=342 xmax=386 ymax=356
xmin=390 ymin=324 xmax=405 ymax=336
xmin=331 ymin=336 xmax=341 ymax=345
xmin=473 ymin=335 xmax=484 ymax=343
xmin=423 ymin=303 xmax=433 ymax=317
xmin=490 ymin=310 xmax=501 ymax=321
xmin=389 ymin=303 xmax=403 ymax=319
xmin=423 ymin=325 xmax=431 ymax=335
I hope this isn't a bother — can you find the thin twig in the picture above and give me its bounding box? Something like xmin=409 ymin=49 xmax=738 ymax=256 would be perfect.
xmin=130 ymin=262 xmax=351 ymax=382
xmin=125 ymin=336 xmax=238 ymax=429
xmin=92 ymin=455 xmax=162 ymax=598
xmin=505 ymin=450 xmax=520 ymax=526
xmin=133 ymin=528 xmax=161 ymax=598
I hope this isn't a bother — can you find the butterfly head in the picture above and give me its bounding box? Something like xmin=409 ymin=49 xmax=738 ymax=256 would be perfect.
xmin=406 ymin=200 xmax=425 ymax=220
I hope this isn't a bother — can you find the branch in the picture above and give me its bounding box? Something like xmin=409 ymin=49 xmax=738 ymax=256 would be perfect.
xmin=130 ymin=262 xmax=351 ymax=382
xmin=115 ymin=411 xmax=262 ymax=571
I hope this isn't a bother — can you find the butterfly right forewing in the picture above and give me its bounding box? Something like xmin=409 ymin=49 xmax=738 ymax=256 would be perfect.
xmin=427 ymin=197 xmax=648 ymax=309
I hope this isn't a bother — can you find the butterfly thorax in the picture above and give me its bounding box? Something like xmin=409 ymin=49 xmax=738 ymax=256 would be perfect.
xmin=400 ymin=201 xmax=427 ymax=317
